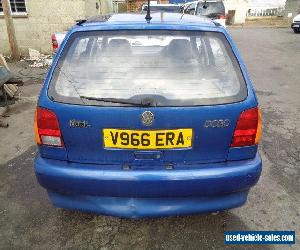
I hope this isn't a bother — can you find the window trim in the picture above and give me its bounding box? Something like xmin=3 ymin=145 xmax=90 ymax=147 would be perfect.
xmin=0 ymin=0 xmax=28 ymax=17
xmin=48 ymin=30 xmax=248 ymax=107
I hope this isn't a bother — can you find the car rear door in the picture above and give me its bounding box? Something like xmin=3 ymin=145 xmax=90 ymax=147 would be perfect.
xmin=55 ymin=104 xmax=241 ymax=165
xmin=45 ymin=29 xmax=249 ymax=166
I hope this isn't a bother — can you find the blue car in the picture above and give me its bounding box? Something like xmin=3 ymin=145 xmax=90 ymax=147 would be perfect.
xmin=34 ymin=13 xmax=262 ymax=218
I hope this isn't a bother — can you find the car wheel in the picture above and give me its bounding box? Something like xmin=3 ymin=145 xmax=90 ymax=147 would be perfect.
xmin=293 ymin=28 xmax=300 ymax=33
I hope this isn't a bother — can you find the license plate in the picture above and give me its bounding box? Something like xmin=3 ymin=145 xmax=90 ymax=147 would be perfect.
xmin=103 ymin=129 xmax=193 ymax=149
xmin=293 ymin=24 xmax=299 ymax=27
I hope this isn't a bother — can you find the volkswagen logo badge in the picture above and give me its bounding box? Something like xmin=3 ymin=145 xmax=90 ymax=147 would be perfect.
xmin=141 ymin=111 xmax=154 ymax=126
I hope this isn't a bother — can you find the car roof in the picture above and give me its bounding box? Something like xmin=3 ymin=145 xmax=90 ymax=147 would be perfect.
xmin=78 ymin=13 xmax=217 ymax=28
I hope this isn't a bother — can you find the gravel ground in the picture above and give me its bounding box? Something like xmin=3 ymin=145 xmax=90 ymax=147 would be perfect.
xmin=0 ymin=27 xmax=299 ymax=249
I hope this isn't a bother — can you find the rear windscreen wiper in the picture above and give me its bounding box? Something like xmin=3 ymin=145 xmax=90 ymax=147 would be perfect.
xmin=80 ymin=96 xmax=152 ymax=106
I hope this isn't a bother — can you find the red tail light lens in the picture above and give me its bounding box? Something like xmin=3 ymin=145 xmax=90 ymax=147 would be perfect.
xmin=218 ymin=15 xmax=226 ymax=19
xmin=231 ymin=107 xmax=262 ymax=147
xmin=51 ymin=34 xmax=58 ymax=51
xmin=34 ymin=107 xmax=64 ymax=147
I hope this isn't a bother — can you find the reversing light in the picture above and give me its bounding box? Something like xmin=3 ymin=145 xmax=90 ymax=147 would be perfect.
xmin=231 ymin=107 xmax=262 ymax=147
xmin=34 ymin=107 xmax=64 ymax=147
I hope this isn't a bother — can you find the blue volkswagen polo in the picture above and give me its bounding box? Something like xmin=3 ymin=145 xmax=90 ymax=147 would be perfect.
xmin=34 ymin=13 xmax=262 ymax=218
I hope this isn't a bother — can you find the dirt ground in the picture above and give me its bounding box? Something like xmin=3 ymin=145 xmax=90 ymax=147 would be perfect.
xmin=244 ymin=17 xmax=291 ymax=28
xmin=0 ymin=27 xmax=299 ymax=249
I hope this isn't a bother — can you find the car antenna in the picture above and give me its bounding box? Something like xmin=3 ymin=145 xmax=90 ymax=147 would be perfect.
xmin=145 ymin=0 xmax=152 ymax=23
xmin=203 ymin=0 xmax=208 ymax=9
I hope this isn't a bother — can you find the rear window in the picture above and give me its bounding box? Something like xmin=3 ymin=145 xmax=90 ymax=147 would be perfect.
xmin=184 ymin=3 xmax=197 ymax=14
xmin=48 ymin=30 xmax=247 ymax=106
xmin=196 ymin=2 xmax=225 ymax=17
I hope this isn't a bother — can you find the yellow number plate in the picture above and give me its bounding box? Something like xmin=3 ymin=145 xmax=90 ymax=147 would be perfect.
xmin=103 ymin=129 xmax=193 ymax=150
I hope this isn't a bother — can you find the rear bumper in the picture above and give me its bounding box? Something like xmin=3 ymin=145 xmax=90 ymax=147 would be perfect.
xmin=34 ymin=154 xmax=262 ymax=218
xmin=48 ymin=191 xmax=249 ymax=218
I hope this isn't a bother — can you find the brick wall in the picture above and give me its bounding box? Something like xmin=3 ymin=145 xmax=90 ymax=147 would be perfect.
xmin=0 ymin=0 xmax=111 ymax=55
xmin=128 ymin=0 xmax=145 ymax=12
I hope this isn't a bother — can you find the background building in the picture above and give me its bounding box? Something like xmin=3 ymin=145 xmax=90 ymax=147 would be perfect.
xmin=247 ymin=0 xmax=286 ymax=17
xmin=284 ymin=0 xmax=300 ymax=17
xmin=223 ymin=0 xmax=248 ymax=24
xmin=0 ymin=0 xmax=112 ymax=55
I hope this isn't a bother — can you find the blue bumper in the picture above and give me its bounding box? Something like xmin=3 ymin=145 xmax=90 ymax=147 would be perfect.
xmin=34 ymin=154 xmax=262 ymax=218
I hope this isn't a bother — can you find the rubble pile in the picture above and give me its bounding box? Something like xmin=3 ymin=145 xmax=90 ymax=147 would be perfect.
xmin=23 ymin=48 xmax=53 ymax=68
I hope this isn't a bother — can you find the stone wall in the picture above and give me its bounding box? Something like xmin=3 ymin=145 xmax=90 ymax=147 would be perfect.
xmin=0 ymin=0 xmax=112 ymax=55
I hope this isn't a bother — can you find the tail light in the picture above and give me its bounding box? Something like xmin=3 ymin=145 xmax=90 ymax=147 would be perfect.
xmin=51 ymin=34 xmax=58 ymax=51
xmin=34 ymin=107 xmax=64 ymax=147
xmin=218 ymin=14 xmax=226 ymax=19
xmin=231 ymin=107 xmax=262 ymax=147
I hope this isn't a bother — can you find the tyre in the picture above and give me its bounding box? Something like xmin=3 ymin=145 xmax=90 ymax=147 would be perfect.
xmin=293 ymin=28 xmax=300 ymax=33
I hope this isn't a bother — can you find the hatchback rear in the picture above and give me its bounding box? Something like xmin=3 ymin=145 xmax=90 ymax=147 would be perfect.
xmin=34 ymin=13 xmax=262 ymax=218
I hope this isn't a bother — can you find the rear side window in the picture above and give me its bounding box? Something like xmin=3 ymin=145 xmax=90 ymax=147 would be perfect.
xmin=48 ymin=30 xmax=247 ymax=106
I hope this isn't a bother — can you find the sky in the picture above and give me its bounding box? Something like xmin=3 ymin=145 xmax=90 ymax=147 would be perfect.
xmin=248 ymin=0 xmax=287 ymax=8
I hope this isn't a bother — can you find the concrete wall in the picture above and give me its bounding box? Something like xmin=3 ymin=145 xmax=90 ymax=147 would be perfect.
xmin=223 ymin=0 xmax=248 ymax=24
xmin=99 ymin=0 xmax=113 ymax=15
xmin=0 ymin=0 xmax=112 ymax=56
